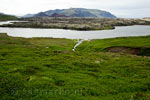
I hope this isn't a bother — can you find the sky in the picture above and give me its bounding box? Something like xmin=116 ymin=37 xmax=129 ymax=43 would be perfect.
xmin=0 ymin=0 xmax=150 ymax=18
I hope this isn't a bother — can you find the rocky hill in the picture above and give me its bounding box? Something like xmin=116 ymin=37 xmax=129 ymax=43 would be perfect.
xmin=24 ymin=8 xmax=116 ymax=18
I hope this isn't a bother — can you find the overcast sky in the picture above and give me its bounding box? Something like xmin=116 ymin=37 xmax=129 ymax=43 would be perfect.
xmin=0 ymin=0 xmax=150 ymax=18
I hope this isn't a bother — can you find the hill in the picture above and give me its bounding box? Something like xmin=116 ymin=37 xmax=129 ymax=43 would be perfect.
xmin=24 ymin=8 xmax=116 ymax=18
xmin=0 ymin=13 xmax=18 ymax=21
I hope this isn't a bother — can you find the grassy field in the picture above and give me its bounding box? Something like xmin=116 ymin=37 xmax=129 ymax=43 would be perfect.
xmin=0 ymin=33 xmax=150 ymax=100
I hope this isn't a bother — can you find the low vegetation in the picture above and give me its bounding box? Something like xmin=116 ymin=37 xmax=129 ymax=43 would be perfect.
xmin=77 ymin=36 xmax=150 ymax=56
xmin=0 ymin=14 xmax=18 ymax=21
xmin=0 ymin=33 xmax=150 ymax=100
xmin=1 ymin=17 xmax=150 ymax=30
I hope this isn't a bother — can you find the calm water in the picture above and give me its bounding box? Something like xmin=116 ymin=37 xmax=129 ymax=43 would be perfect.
xmin=0 ymin=21 xmax=150 ymax=40
xmin=0 ymin=21 xmax=28 ymax=25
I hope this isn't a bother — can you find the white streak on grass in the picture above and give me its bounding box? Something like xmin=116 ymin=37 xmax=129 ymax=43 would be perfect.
xmin=72 ymin=39 xmax=84 ymax=52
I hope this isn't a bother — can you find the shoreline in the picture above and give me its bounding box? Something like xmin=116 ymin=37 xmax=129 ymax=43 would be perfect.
xmin=1 ymin=17 xmax=150 ymax=31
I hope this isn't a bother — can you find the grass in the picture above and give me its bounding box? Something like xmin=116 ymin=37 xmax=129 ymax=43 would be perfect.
xmin=77 ymin=36 xmax=150 ymax=53
xmin=0 ymin=33 xmax=150 ymax=100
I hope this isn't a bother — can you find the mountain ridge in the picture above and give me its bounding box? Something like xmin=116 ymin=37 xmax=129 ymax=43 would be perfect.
xmin=23 ymin=8 xmax=117 ymax=18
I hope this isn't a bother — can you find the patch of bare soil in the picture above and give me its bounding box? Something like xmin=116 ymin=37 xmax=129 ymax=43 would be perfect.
xmin=105 ymin=46 xmax=150 ymax=56
xmin=53 ymin=50 xmax=72 ymax=54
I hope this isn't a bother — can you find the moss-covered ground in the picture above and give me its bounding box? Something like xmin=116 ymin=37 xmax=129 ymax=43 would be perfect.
xmin=0 ymin=33 xmax=150 ymax=100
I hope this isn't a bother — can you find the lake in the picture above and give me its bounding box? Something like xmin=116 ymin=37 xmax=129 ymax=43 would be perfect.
xmin=0 ymin=21 xmax=150 ymax=40
xmin=0 ymin=21 xmax=28 ymax=25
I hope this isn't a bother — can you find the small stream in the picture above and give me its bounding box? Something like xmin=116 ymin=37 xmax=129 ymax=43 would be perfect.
xmin=72 ymin=40 xmax=84 ymax=51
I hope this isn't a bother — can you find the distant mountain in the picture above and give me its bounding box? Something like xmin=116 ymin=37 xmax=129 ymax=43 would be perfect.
xmin=0 ymin=13 xmax=18 ymax=21
xmin=0 ymin=12 xmax=4 ymax=15
xmin=51 ymin=13 xmax=68 ymax=17
xmin=23 ymin=14 xmax=35 ymax=18
xmin=23 ymin=8 xmax=116 ymax=18
xmin=34 ymin=12 xmax=49 ymax=17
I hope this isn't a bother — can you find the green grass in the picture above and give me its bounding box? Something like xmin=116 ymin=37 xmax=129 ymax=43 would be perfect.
xmin=77 ymin=36 xmax=150 ymax=52
xmin=0 ymin=33 xmax=150 ymax=100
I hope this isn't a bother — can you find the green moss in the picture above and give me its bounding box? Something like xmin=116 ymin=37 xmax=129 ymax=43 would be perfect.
xmin=0 ymin=33 xmax=150 ymax=100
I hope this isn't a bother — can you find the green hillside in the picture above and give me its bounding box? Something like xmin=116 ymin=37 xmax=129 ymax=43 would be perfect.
xmin=0 ymin=14 xmax=18 ymax=21
xmin=0 ymin=33 xmax=150 ymax=100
